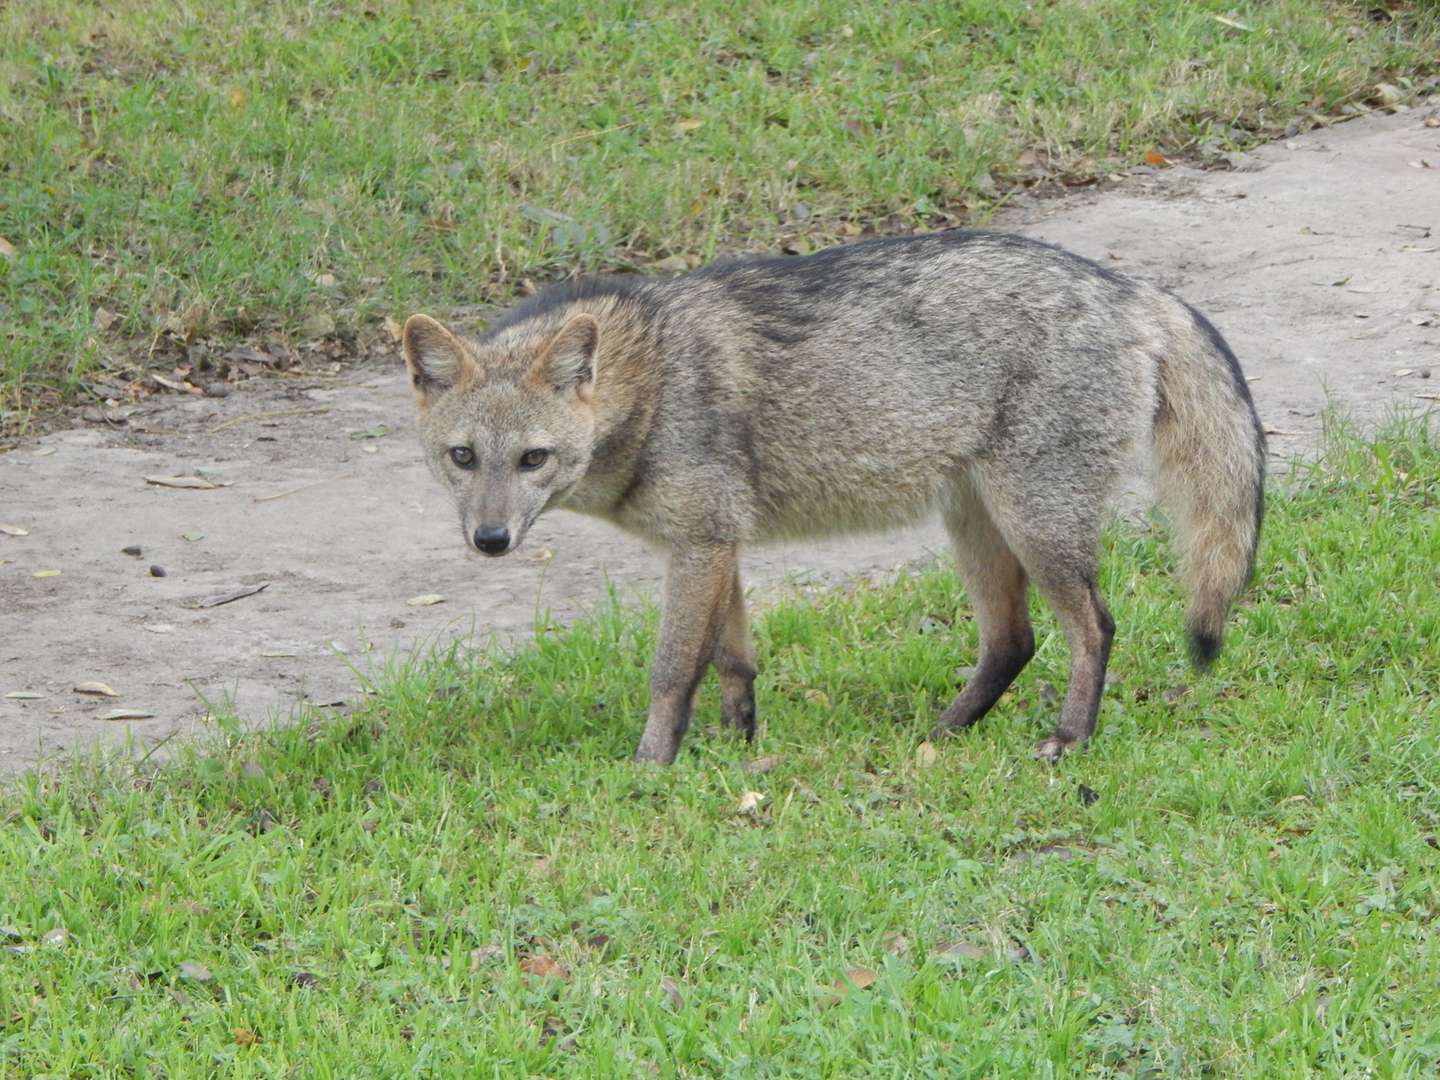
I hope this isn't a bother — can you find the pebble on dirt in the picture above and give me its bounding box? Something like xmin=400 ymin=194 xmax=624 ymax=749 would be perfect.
xmin=122 ymin=545 xmax=142 ymax=557
xmin=149 ymin=565 xmax=167 ymax=577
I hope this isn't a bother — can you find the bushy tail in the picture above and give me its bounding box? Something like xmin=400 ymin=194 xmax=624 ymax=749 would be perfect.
xmin=1153 ymin=306 xmax=1266 ymax=668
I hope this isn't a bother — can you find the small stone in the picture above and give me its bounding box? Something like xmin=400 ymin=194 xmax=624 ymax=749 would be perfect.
xmin=298 ymin=312 xmax=336 ymax=339
xmin=149 ymin=565 xmax=167 ymax=577
xmin=122 ymin=545 xmax=142 ymax=557
xmin=204 ymin=382 xmax=231 ymax=398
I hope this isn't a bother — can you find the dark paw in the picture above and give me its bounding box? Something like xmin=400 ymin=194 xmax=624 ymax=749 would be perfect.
xmin=931 ymin=707 xmax=978 ymax=741
xmin=722 ymin=695 xmax=757 ymax=741
xmin=1032 ymin=735 xmax=1079 ymax=765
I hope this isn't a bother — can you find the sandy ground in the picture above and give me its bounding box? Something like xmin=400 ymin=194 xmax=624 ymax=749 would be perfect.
xmin=2 ymin=108 xmax=1437 ymax=771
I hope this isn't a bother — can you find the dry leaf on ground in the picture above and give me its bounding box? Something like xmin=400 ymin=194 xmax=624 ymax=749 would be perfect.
xmin=152 ymin=374 xmax=201 ymax=395
xmin=99 ymin=709 xmax=155 ymax=721
xmin=519 ymin=954 xmax=569 ymax=981
xmin=822 ymin=966 xmax=879 ymax=1006
xmin=74 ymin=682 xmax=119 ymax=697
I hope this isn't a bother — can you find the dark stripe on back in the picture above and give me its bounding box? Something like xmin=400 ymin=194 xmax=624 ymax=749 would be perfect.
xmin=480 ymin=275 xmax=658 ymax=340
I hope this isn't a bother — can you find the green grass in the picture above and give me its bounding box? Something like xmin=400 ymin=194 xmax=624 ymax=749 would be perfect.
xmin=2 ymin=419 xmax=1437 ymax=1076
xmin=2 ymin=1 xmax=1438 ymax=430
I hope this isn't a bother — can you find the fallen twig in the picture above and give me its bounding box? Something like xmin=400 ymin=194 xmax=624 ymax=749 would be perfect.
xmin=191 ymin=582 xmax=270 ymax=609
xmin=253 ymin=479 xmax=331 ymax=503
xmin=210 ymin=406 xmax=329 ymax=433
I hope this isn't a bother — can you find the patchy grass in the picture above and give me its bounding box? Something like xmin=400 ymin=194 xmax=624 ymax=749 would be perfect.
xmin=2 ymin=420 xmax=1437 ymax=1076
xmin=2 ymin=1 xmax=1438 ymax=429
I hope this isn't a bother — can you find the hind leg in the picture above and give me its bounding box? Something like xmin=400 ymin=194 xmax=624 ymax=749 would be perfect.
xmin=974 ymin=467 xmax=1117 ymax=762
xmin=1024 ymin=574 xmax=1115 ymax=763
xmin=996 ymin=506 xmax=1117 ymax=760
xmin=934 ymin=480 xmax=1036 ymax=737
xmin=712 ymin=567 xmax=758 ymax=740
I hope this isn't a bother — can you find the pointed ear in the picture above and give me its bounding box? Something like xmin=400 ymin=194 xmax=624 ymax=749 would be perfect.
xmin=532 ymin=314 xmax=598 ymax=396
xmin=402 ymin=314 xmax=475 ymax=405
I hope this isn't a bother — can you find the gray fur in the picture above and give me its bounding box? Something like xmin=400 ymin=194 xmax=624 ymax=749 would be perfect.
xmin=403 ymin=230 xmax=1265 ymax=764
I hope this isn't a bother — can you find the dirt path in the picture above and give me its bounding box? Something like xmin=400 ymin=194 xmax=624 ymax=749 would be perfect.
xmin=3 ymin=109 xmax=1437 ymax=771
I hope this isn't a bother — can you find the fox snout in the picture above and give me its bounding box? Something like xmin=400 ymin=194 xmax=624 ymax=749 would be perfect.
xmin=472 ymin=525 xmax=512 ymax=556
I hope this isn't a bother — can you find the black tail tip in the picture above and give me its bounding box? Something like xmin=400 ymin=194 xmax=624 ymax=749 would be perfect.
xmin=1188 ymin=629 xmax=1223 ymax=670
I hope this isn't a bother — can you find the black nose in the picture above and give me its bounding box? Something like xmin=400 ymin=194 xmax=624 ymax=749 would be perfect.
xmin=473 ymin=526 xmax=510 ymax=555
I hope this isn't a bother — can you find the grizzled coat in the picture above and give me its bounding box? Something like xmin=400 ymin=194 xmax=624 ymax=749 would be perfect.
xmin=402 ymin=231 xmax=1265 ymax=765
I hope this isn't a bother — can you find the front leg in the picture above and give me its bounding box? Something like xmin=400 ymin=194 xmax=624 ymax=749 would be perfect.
xmin=634 ymin=544 xmax=739 ymax=764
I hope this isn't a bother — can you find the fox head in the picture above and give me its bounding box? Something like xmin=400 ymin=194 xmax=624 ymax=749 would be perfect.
xmin=401 ymin=312 xmax=599 ymax=556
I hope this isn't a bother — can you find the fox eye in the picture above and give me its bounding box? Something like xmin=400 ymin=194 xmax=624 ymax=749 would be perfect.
xmin=449 ymin=446 xmax=474 ymax=468
xmin=518 ymin=448 xmax=549 ymax=471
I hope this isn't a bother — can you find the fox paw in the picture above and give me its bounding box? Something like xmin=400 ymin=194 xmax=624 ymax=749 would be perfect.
xmin=633 ymin=736 xmax=681 ymax=766
xmin=1033 ymin=735 xmax=1079 ymax=765
xmin=721 ymin=698 xmax=757 ymax=741
xmin=931 ymin=712 xmax=980 ymax=740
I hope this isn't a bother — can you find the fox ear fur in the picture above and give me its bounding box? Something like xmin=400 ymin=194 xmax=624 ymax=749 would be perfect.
xmin=402 ymin=314 xmax=474 ymax=403
xmin=534 ymin=314 xmax=599 ymax=396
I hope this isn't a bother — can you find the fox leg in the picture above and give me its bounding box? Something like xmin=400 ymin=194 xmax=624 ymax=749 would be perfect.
xmin=712 ymin=567 xmax=758 ymax=740
xmin=1025 ymin=574 xmax=1115 ymax=763
xmin=635 ymin=544 xmax=738 ymax=764
xmin=970 ymin=467 xmax=1116 ymax=762
xmin=933 ymin=481 xmax=1035 ymax=737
